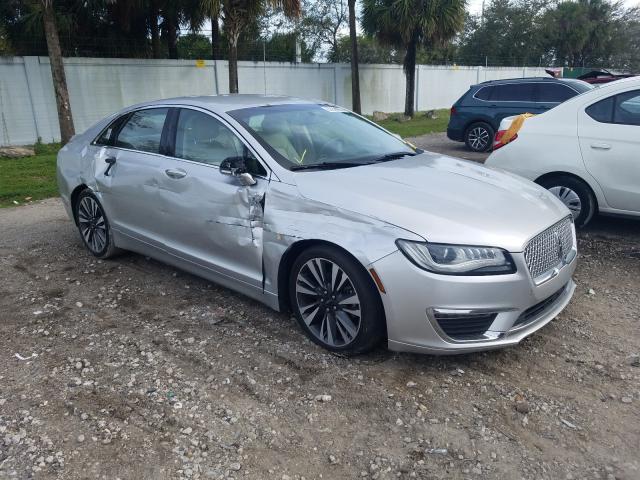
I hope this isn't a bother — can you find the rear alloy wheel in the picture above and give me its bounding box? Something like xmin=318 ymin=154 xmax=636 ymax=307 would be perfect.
xmin=289 ymin=246 xmax=385 ymax=355
xmin=538 ymin=175 xmax=597 ymax=227
xmin=465 ymin=122 xmax=494 ymax=152
xmin=74 ymin=190 xmax=119 ymax=258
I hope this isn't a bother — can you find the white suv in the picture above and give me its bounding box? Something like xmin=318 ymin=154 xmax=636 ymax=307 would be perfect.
xmin=486 ymin=77 xmax=640 ymax=227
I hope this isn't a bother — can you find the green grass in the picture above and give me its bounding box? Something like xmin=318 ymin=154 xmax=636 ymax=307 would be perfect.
xmin=369 ymin=108 xmax=450 ymax=138
xmin=0 ymin=142 xmax=60 ymax=208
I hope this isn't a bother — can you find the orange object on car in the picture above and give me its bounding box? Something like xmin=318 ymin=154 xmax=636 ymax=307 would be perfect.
xmin=493 ymin=113 xmax=535 ymax=150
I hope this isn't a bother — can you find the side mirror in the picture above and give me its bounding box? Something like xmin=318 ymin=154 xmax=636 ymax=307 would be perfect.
xmin=219 ymin=156 xmax=257 ymax=186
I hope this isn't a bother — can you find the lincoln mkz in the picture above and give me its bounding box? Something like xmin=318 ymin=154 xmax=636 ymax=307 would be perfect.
xmin=57 ymin=95 xmax=577 ymax=355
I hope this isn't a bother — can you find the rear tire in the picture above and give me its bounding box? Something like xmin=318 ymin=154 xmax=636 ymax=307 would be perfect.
xmin=289 ymin=245 xmax=385 ymax=355
xmin=464 ymin=122 xmax=494 ymax=152
xmin=538 ymin=175 xmax=596 ymax=227
xmin=74 ymin=190 xmax=120 ymax=259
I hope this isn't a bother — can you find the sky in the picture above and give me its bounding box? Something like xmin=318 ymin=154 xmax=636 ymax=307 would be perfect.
xmin=467 ymin=0 xmax=640 ymax=15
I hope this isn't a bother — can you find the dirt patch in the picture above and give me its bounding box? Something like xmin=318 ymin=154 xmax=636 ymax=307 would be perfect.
xmin=0 ymin=198 xmax=639 ymax=479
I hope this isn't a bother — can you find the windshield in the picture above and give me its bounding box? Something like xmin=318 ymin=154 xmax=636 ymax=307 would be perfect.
xmin=228 ymin=104 xmax=415 ymax=170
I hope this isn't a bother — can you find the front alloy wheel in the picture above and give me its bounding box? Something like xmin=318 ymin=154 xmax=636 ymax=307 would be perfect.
xmin=295 ymin=258 xmax=362 ymax=347
xmin=289 ymin=246 xmax=385 ymax=355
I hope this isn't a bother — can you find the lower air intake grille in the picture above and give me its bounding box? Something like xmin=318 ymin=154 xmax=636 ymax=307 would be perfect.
xmin=514 ymin=284 xmax=567 ymax=328
xmin=433 ymin=312 xmax=497 ymax=340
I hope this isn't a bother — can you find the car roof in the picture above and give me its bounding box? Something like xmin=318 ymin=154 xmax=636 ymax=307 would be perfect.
xmin=132 ymin=94 xmax=318 ymax=114
xmin=476 ymin=77 xmax=588 ymax=87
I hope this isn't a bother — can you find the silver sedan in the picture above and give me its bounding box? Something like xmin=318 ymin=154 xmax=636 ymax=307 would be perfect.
xmin=57 ymin=95 xmax=577 ymax=355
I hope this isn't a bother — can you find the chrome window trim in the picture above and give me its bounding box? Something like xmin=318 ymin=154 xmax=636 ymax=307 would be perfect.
xmin=471 ymin=81 xmax=580 ymax=104
xmin=90 ymin=105 xmax=169 ymax=148
xmin=93 ymin=104 xmax=272 ymax=181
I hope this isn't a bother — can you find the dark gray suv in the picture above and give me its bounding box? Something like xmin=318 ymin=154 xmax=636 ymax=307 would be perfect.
xmin=447 ymin=77 xmax=592 ymax=152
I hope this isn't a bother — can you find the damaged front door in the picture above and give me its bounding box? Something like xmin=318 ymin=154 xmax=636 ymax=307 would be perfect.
xmin=156 ymin=107 xmax=269 ymax=291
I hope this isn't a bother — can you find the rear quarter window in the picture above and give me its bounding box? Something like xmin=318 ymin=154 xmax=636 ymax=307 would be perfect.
xmin=474 ymin=86 xmax=494 ymax=101
xmin=539 ymin=84 xmax=577 ymax=103
xmin=492 ymin=83 xmax=535 ymax=102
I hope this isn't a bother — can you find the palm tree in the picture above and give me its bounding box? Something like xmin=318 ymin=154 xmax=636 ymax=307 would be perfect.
xmin=191 ymin=0 xmax=221 ymax=59
xmin=41 ymin=0 xmax=75 ymax=143
xmin=347 ymin=0 xmax=361 ymax=114
xmin=216 ymin=0 xmax=301 ymax=93
xmin=362 ymin=0 xmax=465 ymax=117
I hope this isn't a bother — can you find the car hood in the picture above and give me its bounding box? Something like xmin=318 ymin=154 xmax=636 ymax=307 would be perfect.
xmin=293 ymin=152 xmax=570 ymax=252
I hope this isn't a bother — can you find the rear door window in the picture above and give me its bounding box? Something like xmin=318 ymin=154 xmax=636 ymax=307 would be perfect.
xmin=614 ymin=90 xmax=640 ymax=126
xmin=586 ymin=97 xmax=615 ymax=123
xmin=492 ymin=83 xmax=536 ymax=102
xmin=114 ymin=108 xmax=169 ymax=153
xmin=538 ymin=84 xmax=576 ymax=103
xmin=585 ymin=91 xmax=640 ymax=125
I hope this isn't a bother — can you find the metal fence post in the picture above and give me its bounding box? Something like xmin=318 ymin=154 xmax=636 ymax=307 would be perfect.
xmin=414 ymin=65 xmax=420 ymax=113
xmin=213 ymin=59 xmax=220 ymax=95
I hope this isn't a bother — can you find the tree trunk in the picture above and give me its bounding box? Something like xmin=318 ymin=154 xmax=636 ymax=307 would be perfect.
xmin=42 ymin=1 xmax=75 ymax=144
xmin=166 ymin=14 xmax=178 ymax=59
xmin=228 ymin=30 xmax=240 ymax=93
xmin=211 ymin=12 xmax=220 ymax=60
xmin=403 ymin=35 xmax=418 ymax=117
xmin=150 ymin=1 xmax=161 ymax=59
xmin=347 ymin=0 xmax=361 ymax=114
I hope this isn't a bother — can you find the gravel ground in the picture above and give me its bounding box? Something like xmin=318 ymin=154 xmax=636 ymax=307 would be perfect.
xmin=1 ymin=198 xmax=639 ymax=480
xmin=406 ymin=133 xmax=489 ymax=162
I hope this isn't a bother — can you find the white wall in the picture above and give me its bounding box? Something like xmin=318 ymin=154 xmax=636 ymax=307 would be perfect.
xmin=0 ymin=56 xmax=549 ymax=146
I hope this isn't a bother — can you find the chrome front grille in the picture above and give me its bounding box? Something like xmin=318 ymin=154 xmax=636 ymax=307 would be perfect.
xmin=524 ymin=217 xmax=575 ymax=281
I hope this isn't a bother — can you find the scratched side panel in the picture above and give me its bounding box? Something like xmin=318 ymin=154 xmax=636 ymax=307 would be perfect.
xmin=262 ymin=181 xmax=424 ymax=305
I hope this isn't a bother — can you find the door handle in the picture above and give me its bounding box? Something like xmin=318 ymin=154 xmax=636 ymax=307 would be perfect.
xmin=104 ymin=157 xmax=116 ymax=176
xmin=165 ymin=168 xmax=187 ymax=179
xmin=590 ymin=143 xmax=611 ymax=150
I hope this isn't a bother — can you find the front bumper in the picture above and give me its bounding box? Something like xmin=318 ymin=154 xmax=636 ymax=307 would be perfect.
xmin=372 ymin=250 xmax=577 ymax=354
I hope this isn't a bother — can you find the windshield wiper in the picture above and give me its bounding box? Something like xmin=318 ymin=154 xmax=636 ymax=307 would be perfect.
xmin=369 ymin=151 xmax=419 ymax=163
xmin=289 ymin=162 xmax=369 ymax=171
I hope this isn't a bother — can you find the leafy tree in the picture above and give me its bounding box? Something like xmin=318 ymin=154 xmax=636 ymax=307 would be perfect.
xmin=0 ymin=25 xmax=11 ymax=55
xmin=539 ymin=0 xmax=630 ymax=68
xmin=298 ymin=0 xmax=348 ymax=61
xmin=177 ymin=32 xmax=212 ymax=58
xmin=214 ymin=0 xmax=301 ymax=93
xmin=362 ymin=0 xmax=465 ymax=117
xmin=333 ymin=35 xmax=400 ymax=63
xmin=458 ymin=0 xmax=551 ymax=66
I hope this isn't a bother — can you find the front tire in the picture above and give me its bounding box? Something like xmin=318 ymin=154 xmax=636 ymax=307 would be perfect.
xmin=538 ymin=175 xmax=597 ymax=227
xmin=74 ymin=190 xmax=120 ymax=258
xmin=464 ymin=122 xmax=494 ymax=152
xmin=289 ymin=245 xmax=385 ymax=355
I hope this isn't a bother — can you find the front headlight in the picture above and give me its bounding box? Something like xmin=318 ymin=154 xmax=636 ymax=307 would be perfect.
xmin=395 ymin=240 xmax=516 ymax=275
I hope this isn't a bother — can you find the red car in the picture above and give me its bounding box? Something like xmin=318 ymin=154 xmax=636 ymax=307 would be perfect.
xmin=577 ymin=69 xmax=636 ymax=84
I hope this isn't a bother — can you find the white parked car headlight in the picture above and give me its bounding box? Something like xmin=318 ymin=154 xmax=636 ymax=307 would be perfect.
xmin=396 ymin=240 xmax=516 ymax=275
